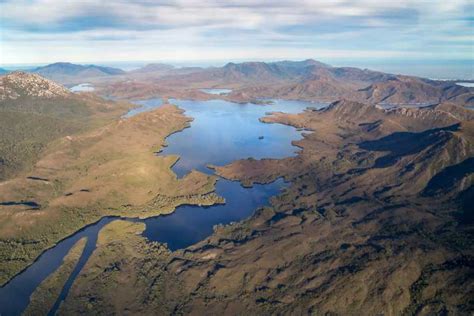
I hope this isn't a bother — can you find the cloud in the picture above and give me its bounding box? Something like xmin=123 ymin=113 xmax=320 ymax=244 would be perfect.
xmin=0 ymin=0 xmax=472 ymax=65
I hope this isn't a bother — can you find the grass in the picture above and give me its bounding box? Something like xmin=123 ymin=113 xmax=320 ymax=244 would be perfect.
xmin=0 ymin=104 xmax=223 ymax=286
xmin=0 ymin=95 xmax=131 ymax=181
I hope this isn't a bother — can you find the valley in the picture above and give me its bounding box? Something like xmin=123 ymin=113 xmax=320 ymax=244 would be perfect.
xmin=0 ymin=60 xmax=472 ymax=315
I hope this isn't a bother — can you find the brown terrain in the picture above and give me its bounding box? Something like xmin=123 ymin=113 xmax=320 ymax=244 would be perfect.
xmin=47 ymin=98 xmax=474 ymax=315
xmin=0 ymin=61 xmax=473 ymax=315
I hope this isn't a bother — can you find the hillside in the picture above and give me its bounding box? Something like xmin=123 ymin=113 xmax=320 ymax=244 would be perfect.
xmin=0 ymin=72 xmax=131 ymax=180
xmin=223 ymin=64 xmax=474 ymax=106
xmin=129 ymin=63 xmax=175 ymax=74
xmin=0 ymin=62 xmax=472 ymax=315
xmin=0 ymin=72 xmax=71 ymax=100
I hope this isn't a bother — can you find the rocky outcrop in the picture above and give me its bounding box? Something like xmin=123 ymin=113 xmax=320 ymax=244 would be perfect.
xmin=0 ymin=72 xmax=71 ymax=100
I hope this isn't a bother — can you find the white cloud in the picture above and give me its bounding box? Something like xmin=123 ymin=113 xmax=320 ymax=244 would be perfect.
xmin=0 ymin=0 xmax=472 ymax=64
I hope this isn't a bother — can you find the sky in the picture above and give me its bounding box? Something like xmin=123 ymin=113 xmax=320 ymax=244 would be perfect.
xmin=0 ymin=0 xmax=473 ymax=78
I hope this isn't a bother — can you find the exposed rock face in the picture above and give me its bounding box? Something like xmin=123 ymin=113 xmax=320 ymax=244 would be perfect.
xmin=0 ymin=72 xmax=71 ymax=100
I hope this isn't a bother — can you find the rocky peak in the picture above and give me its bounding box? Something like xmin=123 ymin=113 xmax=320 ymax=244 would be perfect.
xmin=0 ymin=72 xmax=71 ymax=100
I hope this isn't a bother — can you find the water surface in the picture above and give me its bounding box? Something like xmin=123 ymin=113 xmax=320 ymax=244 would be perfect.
xmin=0 ymin=98 xmax=326 ymax=315
xmin=69 ymin=83 xmax=94 ymax=92
xmin=200 ymin=88 xmax=232 ymax=95
xmin=122 ymin=98 xmax=163 ymax=118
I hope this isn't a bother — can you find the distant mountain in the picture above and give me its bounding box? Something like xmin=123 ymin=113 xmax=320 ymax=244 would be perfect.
xmin=34 ymin=62 xmax=125 ymax=76
xmin=130 ymin=63 xmax=175 ymax=73
xmin=68 ymin=58 xmax=473 ymax=107
xmin=220 ymin=60 xmax=327 ymax=81
xmin=271 ymin=59 xmax=330 ymax=73
xmin=207 ymin=60 xmax=474 ymax=106
xmin=0 ymin=68 xmax=9 ymax=75
xmin=32 ymin=62 xmax=125 ymax=84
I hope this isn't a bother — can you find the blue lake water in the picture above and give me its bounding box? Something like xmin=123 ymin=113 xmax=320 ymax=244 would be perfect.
xmin=0 ymin=217 xmax=117 ymax=316
xmin=161 ymin=99 xmax=320 ymax=177
xmin=69 ymin=83 xmax=94 ymax=92
xmin=0 ymin=98 xmax=327 ymax=315
xmin=200 ymin=88 xmax=232 ymax=95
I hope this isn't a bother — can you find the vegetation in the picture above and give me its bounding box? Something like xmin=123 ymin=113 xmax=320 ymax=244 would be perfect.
xmin=0 ymin=94 xmax=131 ymax=181
xmin=0 ymin=110 xmax=84 ymax=180
xmin=31 ymin=100 xmax=473 ymax=315
xmin=0 ymin=104 xmax=223 ymax=286
xmin=23 ymin=238 xmax=87 ymax=316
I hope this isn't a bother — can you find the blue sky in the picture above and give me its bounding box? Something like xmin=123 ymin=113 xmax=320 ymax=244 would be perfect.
xmin=0 ymin=0 xmax=473 ymax=77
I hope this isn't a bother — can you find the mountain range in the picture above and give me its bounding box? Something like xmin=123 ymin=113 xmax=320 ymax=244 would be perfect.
xmin=31 ymin=62 xmax=125 ymax=84
xmin=0 ymin=65 xmax=472 ymax=314
xmin=37 ymin=59 xmax=468 ymax=107
xmin=11 ymin=59 xmax=472 ymax=108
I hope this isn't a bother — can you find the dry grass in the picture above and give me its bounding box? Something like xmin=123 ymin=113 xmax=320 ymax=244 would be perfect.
xmin=0 ymin=104 xmax=223 ymax=285
xmin=23 ymin=237 xmax=87 ymax=316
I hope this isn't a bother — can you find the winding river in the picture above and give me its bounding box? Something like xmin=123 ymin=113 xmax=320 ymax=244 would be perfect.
xmin=0 ymin=98 xmax=327 ymax=315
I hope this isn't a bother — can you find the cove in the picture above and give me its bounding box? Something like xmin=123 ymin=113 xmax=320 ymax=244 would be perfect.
xmin=0 ymin=98 xmax=326 ymax=315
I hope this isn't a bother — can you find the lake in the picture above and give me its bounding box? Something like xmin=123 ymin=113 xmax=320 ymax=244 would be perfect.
xmin=69 ymin=83 xmax=94 ymax=92
xmin=456 ymin=82 xmax=474 ymax=88
xmin=200 ymin=88 xmax=232 ymax=95
xmin=0 ymin=98 xmax=327 ymax=315
xmin=122 ymin=98 xmax=163 ymax=118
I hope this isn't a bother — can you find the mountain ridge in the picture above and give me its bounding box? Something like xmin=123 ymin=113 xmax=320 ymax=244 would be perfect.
xmin=0 ymin=71 xmax=71 ymax=100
